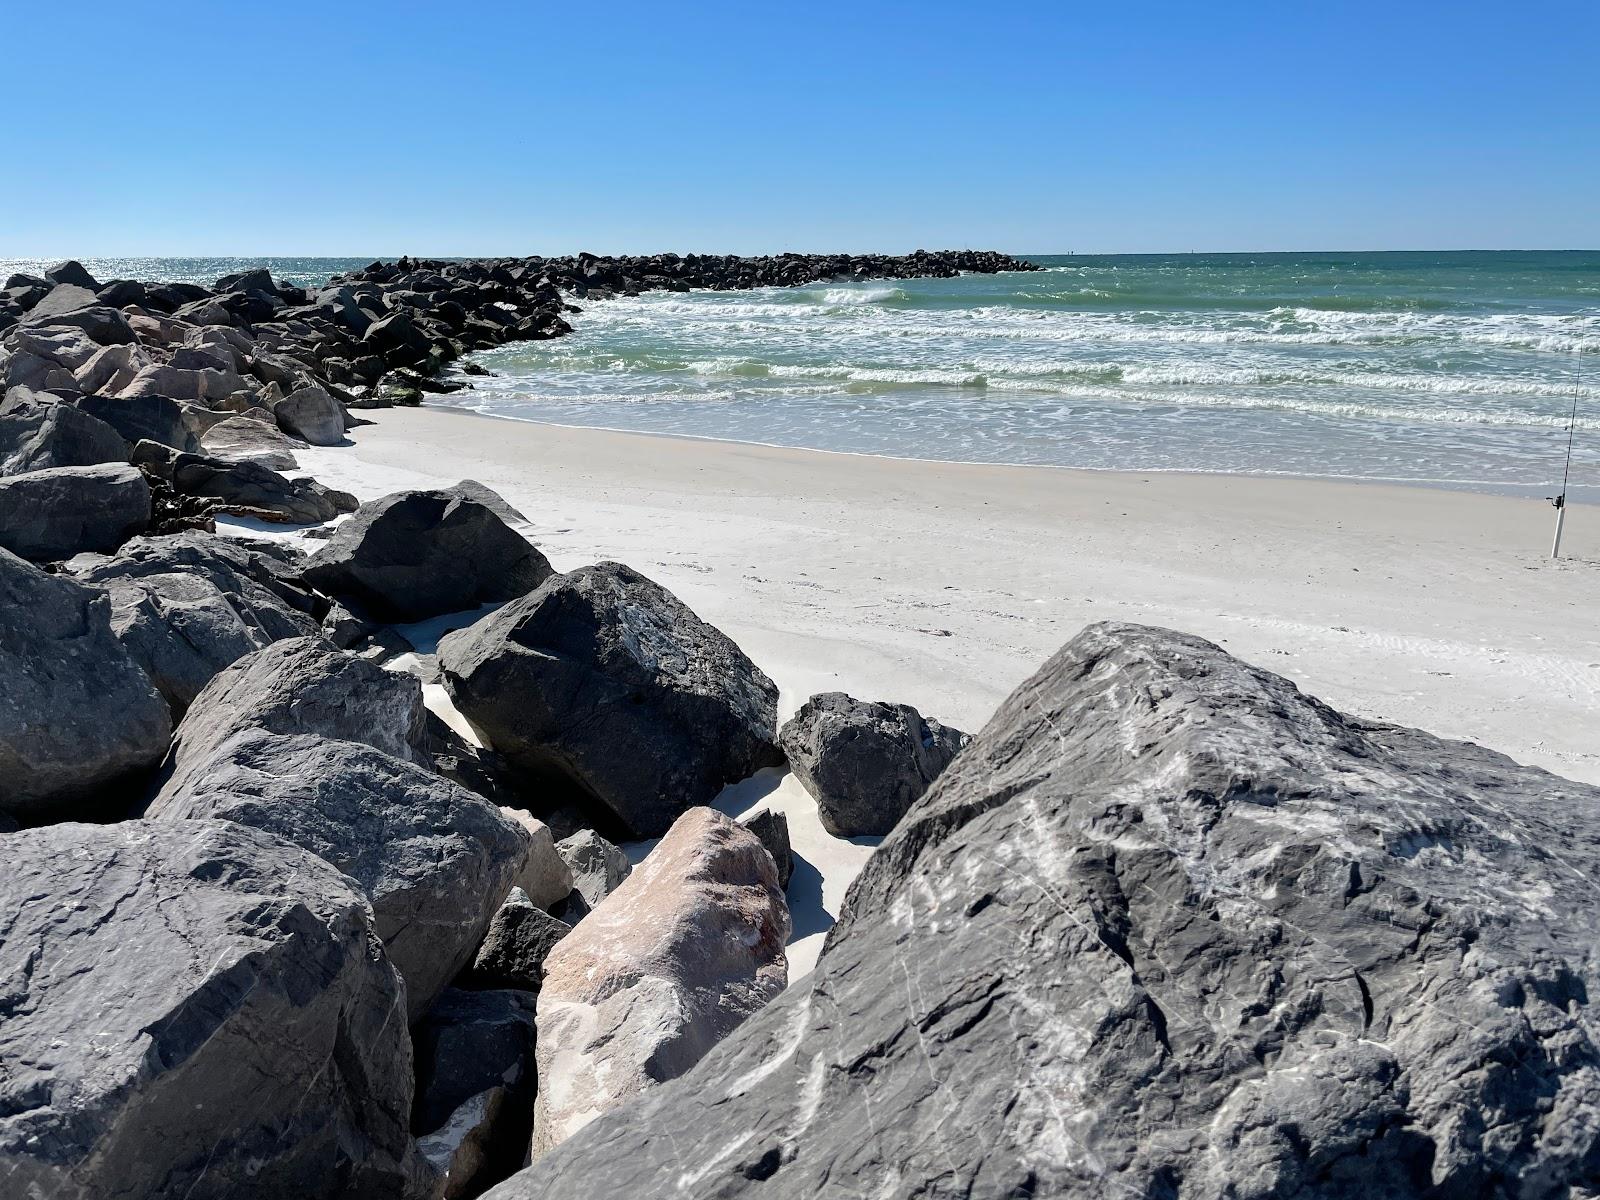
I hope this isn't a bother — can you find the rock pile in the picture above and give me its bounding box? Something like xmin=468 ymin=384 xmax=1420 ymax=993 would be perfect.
xmin=8 ymin=251 xmax=1595 ymax=1200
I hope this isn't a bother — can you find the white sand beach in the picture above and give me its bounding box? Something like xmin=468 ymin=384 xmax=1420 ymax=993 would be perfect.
xmin=293 ymin=406 xmax=1600 ymax=974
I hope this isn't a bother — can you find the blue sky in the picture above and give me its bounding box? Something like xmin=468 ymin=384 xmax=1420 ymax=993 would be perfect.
xmin=5 ymin=1 xmax=1596 ymax=255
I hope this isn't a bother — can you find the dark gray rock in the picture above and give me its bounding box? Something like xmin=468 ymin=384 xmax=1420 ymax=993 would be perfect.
xmin=157 ymin=636 xmax=430 ymax=803
xmin=484 ymin=621 xmax=1600 ymax=1199
xmin=552 ymin=828 xmax=631 ymax=923
xmin=413 ymin=989 xmax=539 ymax=1198
xmin=303 ymin=486 xmax=552 ymax=621
xmin=24 ymin=303 xmax=137 ymax=347
xmin=779 ymin=691 xmax=968 ymax=836
xmin=0 ymin=392 xmax=127 ymax=475
xmin=743 ymin=806 xmax=793 ymax=887
xmin=364 ymin=311 xmax=435 ymax=366
xmin=44 ymin=259 xmax=100 ymax=290
xmin=66 ymin=531 xmax=321 ymax=714
xmin=23 ymin=283 xmax=101 ymax=321
xmin=132 ymin=439 xmax=354 ymax=524
xmin=0 ymin=548 xmax=170 ymax=821
xmin=440 ymin=562 xmax=781 ymax=837
xmin=462 ymin=888 xmax=572 ymax=993
xmin=75 ymin=392 xmax=200 ymax=453
xmin=150 ymin=729 xmax=532 ymax=1020
xmin=0 ymin=463 xmax=149 ymax=561
xmin=0 ymin=819 xmax=432 ymax=1199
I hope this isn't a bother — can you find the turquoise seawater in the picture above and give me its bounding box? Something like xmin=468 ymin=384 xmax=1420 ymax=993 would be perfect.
xmin=6 ymin=252 xmax=1597 ymax=496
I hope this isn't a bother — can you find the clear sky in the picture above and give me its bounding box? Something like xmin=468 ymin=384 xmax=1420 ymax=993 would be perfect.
xmin=5 ymin=0 xmax=1596 ymax=256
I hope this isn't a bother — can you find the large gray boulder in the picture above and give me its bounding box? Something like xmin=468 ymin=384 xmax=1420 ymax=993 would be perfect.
xmin=303 ymin=486 xmax=553 ymax=621
xmin=485 ymin=622 xmax=1600 ymax=1199
xmin=0 ymin=463 xmax=149 ymax=561
xmin=531 ymin=807 xmax=788 ymax=1158
xmin=150 ymin=729 xmax=533 ymax=1020
xmin=0 ymin=392 xmax=126 ymax=475
xmin=440 ymin=562 xmax=781 ymax=837
xmin=156 ymin=636 xmax=429 ymax=803
xmin=0 ymin=549 xmax=170 ymax=822
xmin=66 ymin=532 xmax=323 ymax=712
xmin=0 ymin=819 xmax=431 ymax=1199
xmin=779 ymin=691 xmax=968 ymax=836
xmin=274 ymin=383 xmax=345 ymax=445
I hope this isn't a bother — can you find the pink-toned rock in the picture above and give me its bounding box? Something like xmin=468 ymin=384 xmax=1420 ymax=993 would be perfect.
xmin=531 ymin=807 xmax=788 ymax=1157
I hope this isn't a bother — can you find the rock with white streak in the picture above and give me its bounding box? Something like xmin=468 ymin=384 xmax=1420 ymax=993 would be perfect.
xmin=483 ymin=622 xmax=1600 ymax=1200
xmin=531 ymin=807 xmax=788 ymax=1158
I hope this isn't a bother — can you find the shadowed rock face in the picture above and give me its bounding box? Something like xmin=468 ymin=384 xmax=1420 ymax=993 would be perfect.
xmin=0 ymin=548 xmax=170 ymax=821
xmin=0 ymin=819 xmax=432 ymax=1200
xmin=484 ymin=622 xmax=1600 ymax=1200
xmin=440 ymin=561 xmax=782 ymax=837
xmin=531 ymin=807 xmax=789 ymax=1159
xmin=0 ymin=463 xmax=150 ymax=561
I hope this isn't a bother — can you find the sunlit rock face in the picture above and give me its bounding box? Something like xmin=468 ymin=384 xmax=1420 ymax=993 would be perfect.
xmin=484 ymin=622 xmax=1600 ymax=1200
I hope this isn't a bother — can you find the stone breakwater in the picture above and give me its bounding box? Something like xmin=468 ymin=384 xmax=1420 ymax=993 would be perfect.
xmin=4 ymin=252 xmax=1600 ymax=1200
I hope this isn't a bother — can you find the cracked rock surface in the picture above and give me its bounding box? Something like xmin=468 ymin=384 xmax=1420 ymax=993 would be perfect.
xmin=484 ymin=621 xmax=1600 ymax=1199
xmin=0 ymin=819 xmax=431 ymax=1200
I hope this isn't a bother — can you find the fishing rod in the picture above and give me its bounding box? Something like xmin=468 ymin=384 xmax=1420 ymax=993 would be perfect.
xmin=1549 ymin=348 xmax=1583 ymax=559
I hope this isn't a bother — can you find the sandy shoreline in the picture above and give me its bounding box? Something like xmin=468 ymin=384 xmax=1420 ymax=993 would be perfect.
xmin=295 ymin=406 xmax=1600 ymax=800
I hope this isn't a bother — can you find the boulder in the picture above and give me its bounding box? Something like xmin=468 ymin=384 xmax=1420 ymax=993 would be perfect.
xmin=531 ymin=807 xmax=788 ymax=1157
xmin=0 ymin=549 xmax=171 ymax=821
xmin=199 ymin=410 xmax=305 ymax=469
xmin=23 ymin=283 xmax=101 ymax=320
xmin=462 ymin=888 xmax=573 ymax=993
xmin=779 ymin=692 xmax=969 ymax=836
xmin=0 ymin=463 xmax=150 ymax=561
xmin=303 ymin=486 xmax=552 ymax=621
xmin=552 ymin=827 xmax=631 ymax=921
xmin=413 ymin=989 xmax=539 ymax=1199
xmin=364 ymin=311 xmax=435 ymax=366
xmin=0 ymin=392 xmax=127 ymax=475
xmin=150 ymin=729 xmax=532 ymax=1020
xmin=65 ymin=531 xmax=322 ymax=713
xmin=499 ymin=807 xmax=573 ymax=909
xmin=0 ymin=819 xmax=430 ymax=1199
xmin=156 ymin=636 xmax=430 ymax=803
xmin=483 ymin=622 xmax=1600 ymax=1199
xmin=44 ymin=259 xmax=100 ymax=289
xmin=132 ymin=439 xmax=354 ymax=524
xmin=275 ymin=383 xmax=345 ymax=445
xmin=743 ymin=806 xmax=793 ymax=887
xmin=76 ymin=391 xmax=199 ymax=453
xmin=23 ymin=303 xmax=137 ymax=347
xmin=10 ymin=322 xmax=103 ymax=371
xmin=73 ymin=341 xmax=153 ymax=396
xmin=440 ymin=562 xmax=781 ymax=837
xmin=120 ymin=362 xmax=251 ymax=404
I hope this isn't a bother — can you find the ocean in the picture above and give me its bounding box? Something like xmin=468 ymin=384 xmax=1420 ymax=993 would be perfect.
xmin=7 ymin=251 xmax=1597 ymax=497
